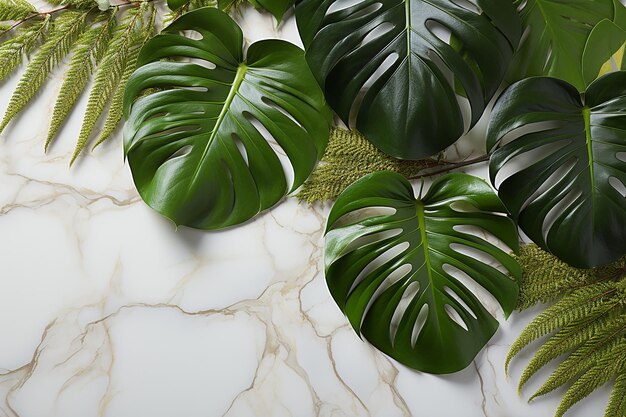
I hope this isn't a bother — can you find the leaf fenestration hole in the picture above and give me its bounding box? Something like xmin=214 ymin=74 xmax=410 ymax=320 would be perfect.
xmin=542 ymin=189 xmax=583 ymax=241
xmin=243 ymin=112 xmax=295 ymax=190
xmin=327 ymin=0 xmax=381 ymax=17
xmin=261 ymin=96 xmax=304 ymax=130
xmin=332 ymin=206 xmax=397 ymax=228
xmin=425 ymin=19 xmax=452 ymax=45
xmin=343 ymin=228 xmax=403 ymax=254
xmin=609 ymin=177 xmax=626 ymax=198
xmin=349 ymin=52 xmax=399 ymax=127
xmin=444 ymin=286 xmax=477 ymax=320
xmin=519 ymin=157 xmax=577 ymax=214
xmin=616 ymin=152 xmax=626 ymax=163
xmin=184 ymin=29 xmax=203 ymax=40
xmin=452 ymin=224 xmax=515 ymax=253
xmin=350 ymin=241 xmax=410 ymax=296
xmin=493 ymin=137 xmax=571 ymax=189
xmin=231 ymin=134 xmax=249 ymax=166
xmin=167 ymin=145 xmax=192 ymax=161
xmin=491 ymin=121 xmax=562 ymax=150
xmin=442 ymin=263 xmax=500 ymax=316
xmin=411 ymin=304 xmax=429 ymax=347
xmin=445 ymin=304 xmax=469 ymax=331
xmin=449 ymin=0 xmax=481 ymax=14
xmin=389 ymin=273 xmax=419 ymax=344
xmin=450 ymin=242 xmax=509 ymax=274
xmin=187 ymin=57 xmax=217 ymax=70
xmin=359 ymin=22 xmax=395 ymax=48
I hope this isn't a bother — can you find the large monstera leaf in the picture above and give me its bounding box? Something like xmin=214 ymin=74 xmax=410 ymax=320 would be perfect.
xmin=325 ymin=171 xmax=520 ymax=374
xmin=509 ymin=0 xmax=624 ymax=91
xmin=487 ymin=72 xmax=626 ymax=268
xmin=123 ymin=8 xmax=331 ymax=230
xmin=295 ymin=0 xmax=521 ymax=160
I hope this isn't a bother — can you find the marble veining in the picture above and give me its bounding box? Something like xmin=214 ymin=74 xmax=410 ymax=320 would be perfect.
xmin=0 ymin=5 xmax=611 ymax=417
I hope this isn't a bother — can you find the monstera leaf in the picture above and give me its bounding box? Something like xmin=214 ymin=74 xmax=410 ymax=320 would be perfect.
xmin=487 ymin=72 xmax=626 ymax=268
xmin=509 ymin=0 xmax=625 ymax=91
xmin=123 ymin=8 xmax=331 ymax=230
xmin=325 ymin=171 xmax=520 ymax=374
xmin=295 ymin=0 xmax=521 ymax=160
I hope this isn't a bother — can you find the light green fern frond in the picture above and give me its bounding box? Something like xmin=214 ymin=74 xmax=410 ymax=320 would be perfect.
xmin=555 ymin=347 xmax=626 ymax=417
xmin=46 ymin=11 xmax=116 ymax=150
xmin=509 ymin=246 xmax=626 ymax=417
xmin=606 ymin=371 xmax=626 ymax=417
xmin=297 ymin=128 xmax=442 ymax=203
xmin=506 ymin=280 xmax=617 ymax=370
xmin=71 ymin=3 xmax=152 ymax=163
xmin=0 ymin=18 xmax=48 ymax=82
xmin=0 ymin=11 xmax=87 ymax=133
xmin=164 ymin=0 xmax=217 ymax=24
xmin=0 ymin=0 xmax=35 ymax=21
xmin=91 ymin=3 xmax=154 ymax=149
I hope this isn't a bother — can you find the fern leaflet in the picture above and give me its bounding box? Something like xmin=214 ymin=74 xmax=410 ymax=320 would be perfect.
xmin=0 ymin=0 xmax=35 ymax=21
xmin=0 ymin=10 xmax=87 ymax=133
xmin=46 ymin=10 xmax=116 ymax=150
xmin=0 ymin=18 xmax=48 ymax=82
xmin=71 ymin=3 xmax=152 ymax=164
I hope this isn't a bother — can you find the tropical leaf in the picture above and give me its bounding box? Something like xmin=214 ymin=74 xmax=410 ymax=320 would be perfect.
xmin=72 ymin=3 xmax=154 ymax=163
xmin=509 ymin=0 xmax=623 ymax=91
xmin=46 ymin=11 xmax=116 ymax=150
xmin=297 ymin=128 xmax=442 ymax=203
xmin=0 ymin=0 xmax=35 ymax=21
xmin=0 ymin=18 xmax=48 ymax=82
xmin=216 ymin=0 xmax=292 ymax=21
xmin=294 ymin=0 xmax=520 ymax=160
xmin=487 ymin=72 xmax=626 ymax=268
xmin=123 ymin=8 xmax=331 ymax=229
xmin=324 ymin=171 xmax=520 ymax=373
xmin=582 ymin=18 xmax=626 ymax=86
xmin=509 ymin=246 xmax=626 ymax=417
xmin=0 ymin=11 xmax=87 ymax=133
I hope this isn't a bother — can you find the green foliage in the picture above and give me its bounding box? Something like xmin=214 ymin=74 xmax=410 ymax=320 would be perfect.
xmin=0 ymin=10 xmax=87 ymax=133
xmin=325 ymin=171 xmax=520 ymax=373
xmin=295 ymin=0 xmax=521 ymax=160
xmin=72 ymin=3 xmax=155 ymax=163
xmin=46 ymin=11 xmax=116 ymax=150
xmin=508 ymin=245 xmax=626 ymax=417
xmin=165 ymin=0 xmax=216 ymax=23
xmin=0 ymin=0 xmax=35 ymax=21
xmin=0 ymin=18 xmax=48 ymax=82
xmin=123 ymin=8 xmax=331 ymax=229
xmin=488 ymin=73 xmax=626 ymax=268
xmin=47 ymin=0 xmax=97 ymax=8
xmin=297 ymin=128 xmax=442 ymax=203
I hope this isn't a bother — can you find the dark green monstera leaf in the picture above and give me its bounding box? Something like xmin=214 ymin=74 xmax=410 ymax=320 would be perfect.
xmin=325 ymin=171 xmax=521 ymax=374
xmin=487 ymin=72 xmax=626 ymax=268
xmin=509 ymin=0 xmax=625 ymax=91
xmin=123 ymin=8 xmax=331 ymax=230
xmin=295 ymin=0 xmax=521 ymax=160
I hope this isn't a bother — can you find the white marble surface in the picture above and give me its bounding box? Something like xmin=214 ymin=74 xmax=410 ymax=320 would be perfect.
xmin=0 ymin=6 xmax=612 ymax=417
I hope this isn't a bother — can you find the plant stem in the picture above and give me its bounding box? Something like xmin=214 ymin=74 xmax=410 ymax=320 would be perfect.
xmin=408 ymin=154 xmax=490 ymax=180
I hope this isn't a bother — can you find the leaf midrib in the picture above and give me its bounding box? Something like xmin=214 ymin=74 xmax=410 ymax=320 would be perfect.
xmin=191 ymin=63 xmax=248 ymax=185
xmin=583 ymin=106 xmax=596 ymax=229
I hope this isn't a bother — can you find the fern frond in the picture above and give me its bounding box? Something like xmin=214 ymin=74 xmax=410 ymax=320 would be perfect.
xmin=71 ymin=3 xmax=152 ymax=164
xmin=0 ymin=0 xmax=35 ymax=21
xmin=0 ymin=18 xmax=48 ymax=82
xmin=92 ymin=3 xmax=154 ymax=149
xmin=517 ymin=301 xmax=620 ymax=390
xmin=555 ymin=349 xmax=626 ymax=417
xmin=297 ymin=128 xmax=442 ymax=203
xmin=0 ymin=11 xmax=86 ymax=133
xmin=46 ymin=10 xmax=115 ymax=150
xmin=164 ymin=0 xmax=217 ymax=24
xmin=515 ymin=244 xmax=626 ymax=310
xmin=506 ymin=281 xmax=617 ymax=370
xmin=606 ymin=371 xmax=626 ymax=417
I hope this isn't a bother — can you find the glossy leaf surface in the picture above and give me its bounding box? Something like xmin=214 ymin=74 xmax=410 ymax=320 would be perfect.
xmin=325 ymin=171 xmax=520 ymax=373
xmin=488 ymin=73 xmax=626 ymax=268
xmin=123 ymin=8 xmax=331 ymax=229
xmin=295 ymin=0 xmax=520 ymax=160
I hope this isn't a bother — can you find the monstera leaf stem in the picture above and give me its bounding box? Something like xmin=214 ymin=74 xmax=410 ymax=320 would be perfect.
xmin=408 ymin=154 xmax=490 ymax=180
